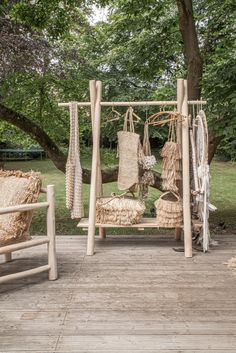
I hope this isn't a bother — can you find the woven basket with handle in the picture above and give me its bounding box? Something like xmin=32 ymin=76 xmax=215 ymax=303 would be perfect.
xmin=154 ymin=191 xmax=183 ymax=228
xmin=96 ymin=195 xmax=145 ymax=226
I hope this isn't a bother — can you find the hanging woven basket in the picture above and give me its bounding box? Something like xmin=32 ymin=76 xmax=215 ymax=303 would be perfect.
xmin=96 ymin=195 xmax=145 ymax=226
xmin=154 ymin=192 xmax=183 ymax=228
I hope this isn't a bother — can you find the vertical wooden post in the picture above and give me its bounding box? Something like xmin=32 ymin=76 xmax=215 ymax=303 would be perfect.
xmin=89 ymin=80 xmax=106 ymax=239
xmin=87 ymin=81 xmax=102 ymax=255
xmin=182 ymin=80 xmax=192 ymax=258
xmin=4 ymin=253 xmax=12 ymax=262
xmin=47 ymin=184 xmax=58 ymax=280
xmin=175 ymin=79 xmax=184 ymax=241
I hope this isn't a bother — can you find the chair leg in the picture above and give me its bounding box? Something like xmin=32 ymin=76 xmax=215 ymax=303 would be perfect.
xmin=4 ymin=253 xmax=12 ymax=262
xmin=46 ymin=185 xmax=58 ymax=281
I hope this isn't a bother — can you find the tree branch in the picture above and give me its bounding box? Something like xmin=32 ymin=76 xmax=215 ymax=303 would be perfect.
xmin=0 ymin=102 xmax=163 ymax=189
xmin=0 ymin=103 xmax=67 ymax=172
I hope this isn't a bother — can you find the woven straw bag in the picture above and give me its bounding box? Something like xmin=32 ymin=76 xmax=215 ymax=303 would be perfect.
xmin=160 ymin=120 xmax=181 ymax=193
xmin=96 ymin=195 xmax=145 ymax=226
xmin=155 ymin=191 xmax=183 ymax=228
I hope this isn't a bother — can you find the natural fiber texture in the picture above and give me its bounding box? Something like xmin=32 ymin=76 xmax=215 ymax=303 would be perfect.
xmin=96 ymin=196 xmax=145 ymax=226
xmin=141 ymin=170 xmax=155 ymax=186
xmin=155 ymin=192 xmax=183 ymax=228
xmin=66 ymin=101 xmax=84 ymax=219
xmin=0 ymin=170 xmax=41 ymax=246
xmin=117 ymin=109 xmax=141 ymax=191
xmin=160 ymin=121 xmax=181 ymax=192
xmin=141 ymin=123 xmax=156 ymax=170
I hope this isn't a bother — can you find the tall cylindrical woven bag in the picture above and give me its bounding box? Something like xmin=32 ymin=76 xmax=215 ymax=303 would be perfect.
xmin=160 ymin=120 xmax=181 ymax=193
xmin=65 ymin=102 xmax=84 ymax=219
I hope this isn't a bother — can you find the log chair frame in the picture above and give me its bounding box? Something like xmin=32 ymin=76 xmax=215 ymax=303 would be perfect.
xmin=0 ymin=185 xmax=57 ymax=284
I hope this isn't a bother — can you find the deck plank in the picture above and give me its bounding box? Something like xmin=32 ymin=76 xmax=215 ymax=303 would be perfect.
xmin=0 ymin=233 xmax=236 ymax=352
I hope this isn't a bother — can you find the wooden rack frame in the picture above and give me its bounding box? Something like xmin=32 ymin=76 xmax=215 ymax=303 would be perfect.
xmin=0 ymin=185 xmax=57 ymax=283
xmin=59 ymin=79 xmax=206 ymax=258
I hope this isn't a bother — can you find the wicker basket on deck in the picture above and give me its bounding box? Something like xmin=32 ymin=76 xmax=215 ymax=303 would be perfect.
xmin=96 ymin=195 xmax=145 ymax=226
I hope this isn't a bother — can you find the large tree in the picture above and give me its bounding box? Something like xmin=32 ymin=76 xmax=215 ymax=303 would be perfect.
xmin=0 ymin=0 xmax=235 ymax=186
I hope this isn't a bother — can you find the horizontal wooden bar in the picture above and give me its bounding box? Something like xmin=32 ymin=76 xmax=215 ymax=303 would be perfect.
xmin=40 ymin=187 xmax=47 ymax=193
xmin=77 ymin=218 xmax=203 ymax=229
xmin=58 ymin=100 xmax=207 ymax=108
xmin=0 ymin=238 xmax=49 ymax=255
xmin=0 ymin=265 xmax=50 ymax=284
xmin=0 ymin=201 xmax=49 ymax=215
xmin=58 ymin=102 xmax=91 ymax=107
xmin=77 ymin=217 xmax=184 ymax=229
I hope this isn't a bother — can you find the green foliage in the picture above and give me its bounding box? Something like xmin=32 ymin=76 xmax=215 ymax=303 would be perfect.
xmin=9 ymin=0 xmax=88 ymax=38
xmin=0 ymin=0 xmax=235 ymax=159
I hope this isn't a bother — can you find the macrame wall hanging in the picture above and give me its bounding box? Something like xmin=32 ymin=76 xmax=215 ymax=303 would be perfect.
xmin=117 ymin=107 xmax=141 ymax=192
xmin=160 ymin=120 xmax=181 ymax=193
xmin=66 ymin=102 xmax=84 ymax=219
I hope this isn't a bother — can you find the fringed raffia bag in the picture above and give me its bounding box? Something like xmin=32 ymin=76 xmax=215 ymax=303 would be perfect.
xmin=66 ymin=102 xmax=84 ymax=219
xmin=161 ymin=121 xmax=181 ymax=192
xmin=155 ymin=191 xmax=183 ymax=228
xmin=96 ymin=194 xmax=145 ymax=226
xmin=117 ymin=107 xmax=141 ymax=191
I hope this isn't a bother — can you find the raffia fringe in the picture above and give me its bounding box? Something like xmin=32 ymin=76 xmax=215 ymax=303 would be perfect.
xmin=154 ymin=192 xmax=183 ymax=228
xmin=160 ymin=142 xmax=181 ymax=159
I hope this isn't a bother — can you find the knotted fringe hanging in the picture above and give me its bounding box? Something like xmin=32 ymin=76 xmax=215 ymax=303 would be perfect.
xmin=160 ymin=120 xmax=181 ymax=193
xmin=117 ymin=107 xmax=140 ymax=191
xmin=66 ymin=102 xmax=84 ymax=219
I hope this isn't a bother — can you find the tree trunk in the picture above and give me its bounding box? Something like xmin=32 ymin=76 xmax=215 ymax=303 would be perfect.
xmin=176 ymin=0 xmax=203 ymax=99
xmin=176 ymin=0 xmax=223 ymax=159
xmin=208 ymin=133 xmax=224 ymax=164
xmin=0 ymin=102 xmax=163 ymax=189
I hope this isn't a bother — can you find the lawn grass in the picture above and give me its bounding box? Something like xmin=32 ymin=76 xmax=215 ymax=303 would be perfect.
xmin=4 ymin=156 xmax=236 ymax=235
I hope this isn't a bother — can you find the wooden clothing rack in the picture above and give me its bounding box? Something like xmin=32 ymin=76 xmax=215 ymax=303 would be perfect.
xmin=59 ymin=79 xmax=206 ymax=258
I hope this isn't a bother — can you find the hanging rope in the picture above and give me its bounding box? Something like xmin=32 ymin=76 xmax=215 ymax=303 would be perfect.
xmin=191 ymin=109 xmax=216 ymax=252
xmin=65 ymin=102 xmax=84 ymax=219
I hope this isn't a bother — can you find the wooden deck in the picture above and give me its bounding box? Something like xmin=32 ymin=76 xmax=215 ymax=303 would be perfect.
xmin=0 ymin=233 xmax=236 ymax=352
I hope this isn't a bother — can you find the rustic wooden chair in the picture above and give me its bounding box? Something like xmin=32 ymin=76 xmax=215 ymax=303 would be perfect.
xmin=0 ymin=182 xmax=57 ymax=284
